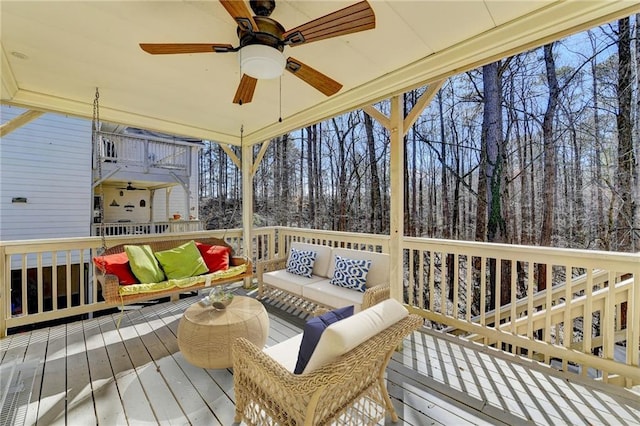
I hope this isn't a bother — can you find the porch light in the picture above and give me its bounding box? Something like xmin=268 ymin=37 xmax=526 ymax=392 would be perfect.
xmin=239 ymin=45 xmax=285 ymax=79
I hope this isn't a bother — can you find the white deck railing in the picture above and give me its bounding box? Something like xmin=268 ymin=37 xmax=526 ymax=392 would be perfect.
xmin=1 ymin=227 xmax=638 ymax=388
xmin=402 ymin=237 xmax=640 ymax=387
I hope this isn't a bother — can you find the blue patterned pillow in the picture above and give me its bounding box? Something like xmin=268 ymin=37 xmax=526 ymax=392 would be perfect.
xmin=329 ymin=256 xmax=371 ymax=292
xmin=294 ymin=305 xmax=354 ymax=374
xmin=286 ymin=248 xmax=318 ymax=278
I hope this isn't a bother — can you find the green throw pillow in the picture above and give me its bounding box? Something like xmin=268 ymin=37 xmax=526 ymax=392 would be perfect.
xmin=153 ymin=240 xmax=209 ymax=280
xmin=125 ymin=244 xmax=166 ymax=283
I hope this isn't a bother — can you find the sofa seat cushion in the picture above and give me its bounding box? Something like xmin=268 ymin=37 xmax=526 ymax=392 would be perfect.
xmin=262 ymin=270 xmax=326 ymax=296
xmin=302 ymin=280 xmax=365 ymax=312
xmin=118 ymin=264 xmax=247 ymax=298
xmin=303 ymin=298 xmax=408 ymax=374
xmin=264 ymin=334 xmax=303 ymax=373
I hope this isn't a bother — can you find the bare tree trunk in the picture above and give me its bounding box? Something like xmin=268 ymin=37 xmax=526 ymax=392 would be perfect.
xmin=482 ymin=61 xmax=508 ymax=309
xmin=364 ymin=112 xmax=383 ymax=233
xmin=298 ymin=130 xmax=304 ymax=226
xmin=586 ymin=31 xmax=607 ymax=249
xmin=438 ymin=90 xmax=451 ymax=239
xmin=615 ymin=17 xmax=635 ymax=251
xmin=635 ymin=13 xmax=640 ymax=251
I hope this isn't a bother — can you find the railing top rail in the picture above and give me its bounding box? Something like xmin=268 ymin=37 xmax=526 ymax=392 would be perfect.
xmin=404 ymin=236 xmax=640 ymax=265
xmin=273 ymin=226 xmax=390 ymax=242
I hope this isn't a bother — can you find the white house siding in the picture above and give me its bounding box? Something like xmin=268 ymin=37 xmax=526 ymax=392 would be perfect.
xmin=0 ymin=105 xmax=92 ymax=242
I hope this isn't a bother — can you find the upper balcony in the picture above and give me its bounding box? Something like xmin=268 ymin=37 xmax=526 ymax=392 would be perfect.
xmin=94 ymin=131 xmax=197 ymax=183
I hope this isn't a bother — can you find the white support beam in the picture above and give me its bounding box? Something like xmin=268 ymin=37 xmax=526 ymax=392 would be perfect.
xmin=0 ymin=109 xmax=44 ymax=137
xmin=219 ymin=144 xmax=241 ymax=169
xmin=403 ymin=80 xmax=445 ymax=133
xmin=362 ymin=105 xmax=391 ymax=131
xmin=250 ymin=140 xmax=271 ymax=177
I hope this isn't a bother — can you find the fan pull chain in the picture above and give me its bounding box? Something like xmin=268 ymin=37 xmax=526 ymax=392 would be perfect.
xmin=278 ymin=76 xmax=282 ymax=123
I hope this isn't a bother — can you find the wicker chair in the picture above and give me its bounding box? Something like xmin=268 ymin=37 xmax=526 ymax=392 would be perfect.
xmin=232 ymin=312 xmax=423 ymax=425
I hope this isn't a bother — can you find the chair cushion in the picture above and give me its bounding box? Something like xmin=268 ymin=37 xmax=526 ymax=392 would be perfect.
xmin=125 ymin=244 xmax=166 ymax=283
xmin=154 ymin=240 xmax=209 ymax=280
xmin=290 ymin=242 xmax=333 ymax=277
xmin=195 ymin=242 xmax=231 ymax=272
xmin=329 ymin=256 xmax=371 ymax=292
xmin=93 ymin=252 xmax=139 ymax=286
xmin=303 ymin=298 xmax=408 ymax=374
xmin=286 ymin=247 xmax=317 ymax=278
xmin=264 ymin=334 xmax=304 ymax=373
xmin=294 ymin=305 xmax=354 ymax=374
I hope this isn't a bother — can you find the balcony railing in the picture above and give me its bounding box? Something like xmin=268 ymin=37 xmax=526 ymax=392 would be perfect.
xmin=1 ymin=227 xmax=638 ymax=388
xmin=95 ymin=132 xmax=193 ymax=172
xmin=91 ymin=220 xmax=203 ymax=236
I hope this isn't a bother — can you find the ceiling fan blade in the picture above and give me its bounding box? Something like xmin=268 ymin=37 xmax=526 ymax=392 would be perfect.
xmin=283 ymin=1 xmax=375 ymax=46
xmin=285 ymin=58 xmax=342 ymax=97
xmin=219 ymin=0 xmax=258 ymax=32
xmin=233 ymin=74 xmax=258 ymax=105
xmin=140 ymin=43 xmax=234 ymax=54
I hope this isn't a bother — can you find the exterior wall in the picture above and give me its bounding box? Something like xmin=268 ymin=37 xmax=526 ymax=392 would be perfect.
xmin=102 ymin=186 xmax=151 ymax=223
xmin=0 ymin=105 xmax=92 ymax=241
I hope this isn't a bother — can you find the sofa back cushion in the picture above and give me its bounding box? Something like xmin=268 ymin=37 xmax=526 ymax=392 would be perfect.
xmin=328 ymin=249 xmax=389 ymax=288
xmin=289 ymin=242 xmax=333 ymax=277
xmin=302 ymin=298 xmax=408 ymax=374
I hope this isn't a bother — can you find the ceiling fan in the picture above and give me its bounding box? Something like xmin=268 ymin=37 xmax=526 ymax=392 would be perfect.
xmin=118 ymin=182 xmax=146 ymax=191
xmin=139 ymin=0 xmax=375 ymax=105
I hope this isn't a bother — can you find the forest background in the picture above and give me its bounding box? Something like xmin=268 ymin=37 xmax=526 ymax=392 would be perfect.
xmin=198 ymin=15 xmax=639 ymax=254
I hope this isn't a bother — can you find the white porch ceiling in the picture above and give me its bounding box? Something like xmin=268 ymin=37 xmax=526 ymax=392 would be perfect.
xmin=2 ymin=1 xmax=639 ymax=146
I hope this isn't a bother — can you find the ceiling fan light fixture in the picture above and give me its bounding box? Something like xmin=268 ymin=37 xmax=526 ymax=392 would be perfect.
xmin=239 ymin=44 xmax=285 ymax=79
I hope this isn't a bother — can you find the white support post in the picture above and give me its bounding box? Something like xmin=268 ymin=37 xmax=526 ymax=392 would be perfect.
xmin=389 ymin=95 xmax=404 ymax=301
xmin=241 ymin=143 xmax=254 ymax=288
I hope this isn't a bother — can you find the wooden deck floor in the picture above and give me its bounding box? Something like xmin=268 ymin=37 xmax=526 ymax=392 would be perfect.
xmin=1 ymin=295 xmax=639 ymax=426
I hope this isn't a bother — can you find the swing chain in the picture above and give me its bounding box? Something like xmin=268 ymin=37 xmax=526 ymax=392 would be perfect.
xmin=92 ymin=88 xmax=107 ymax=254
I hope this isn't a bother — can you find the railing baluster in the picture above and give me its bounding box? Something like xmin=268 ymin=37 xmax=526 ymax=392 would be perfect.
xmin=52 ymin=251 xmax=58 ymax=311
xmin=453 ymin=253 xmax=459 ymax=321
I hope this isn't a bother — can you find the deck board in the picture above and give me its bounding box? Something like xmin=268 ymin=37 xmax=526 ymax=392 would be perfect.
xmin=2 ymin=295 xmax=640 ymax=426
